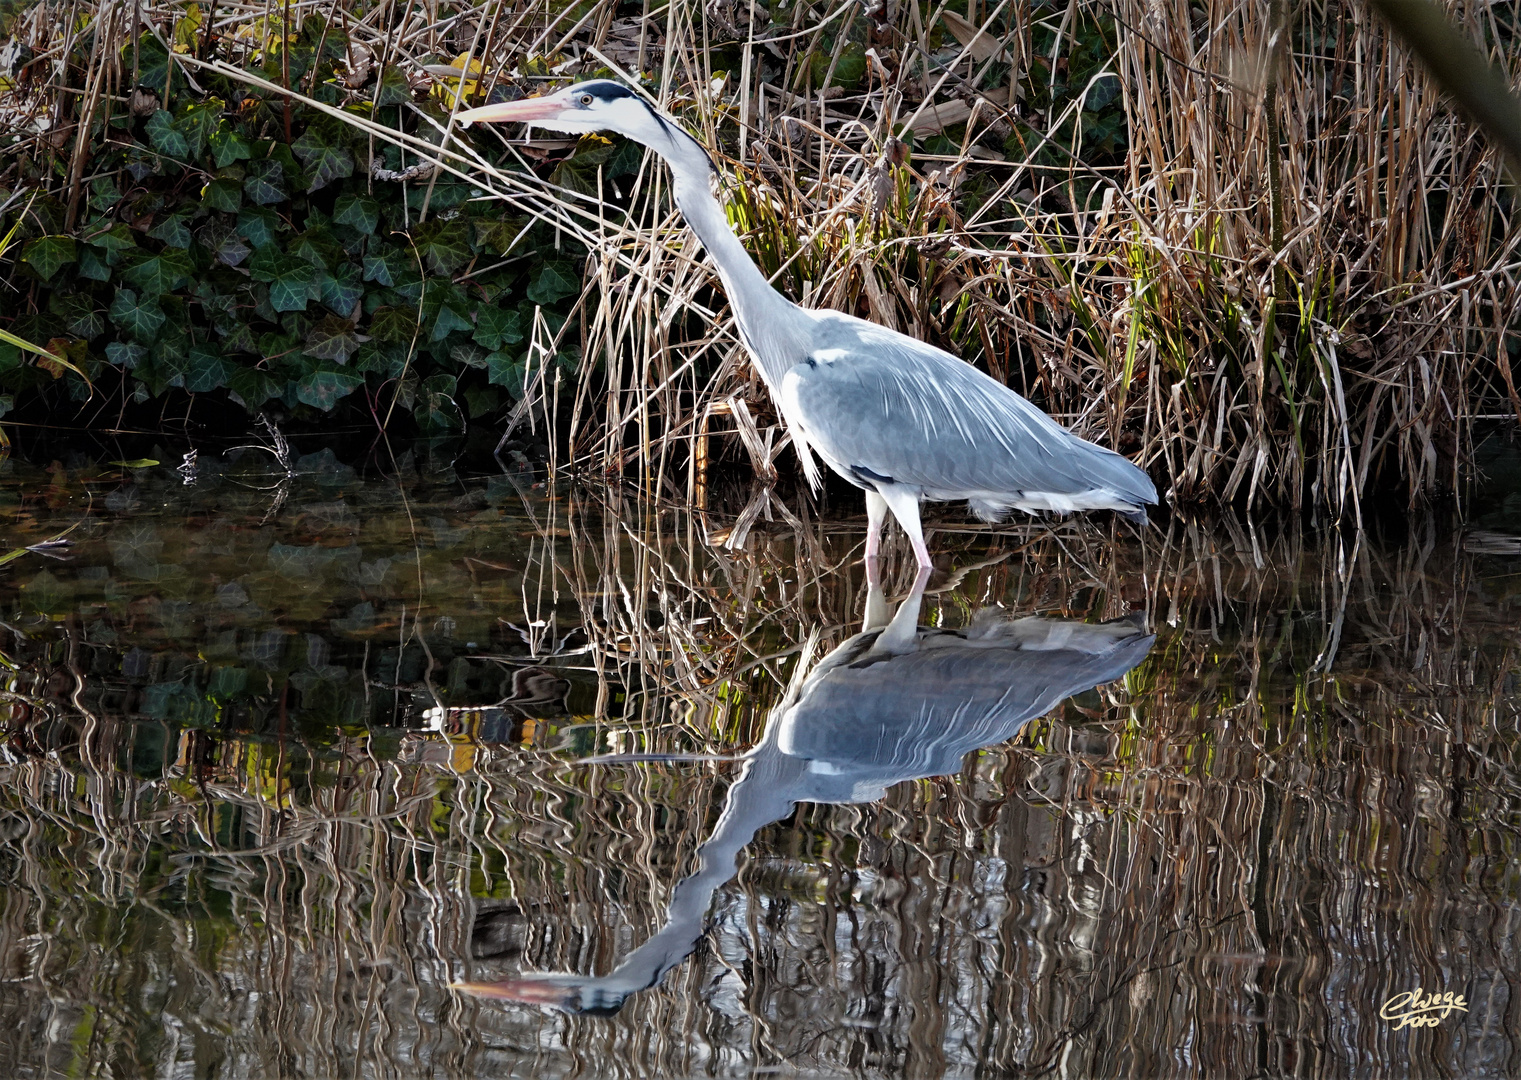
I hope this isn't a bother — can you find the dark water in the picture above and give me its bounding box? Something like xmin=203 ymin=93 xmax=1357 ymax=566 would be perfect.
xmin=0 ymin=442 xmax=1517 ymax=1078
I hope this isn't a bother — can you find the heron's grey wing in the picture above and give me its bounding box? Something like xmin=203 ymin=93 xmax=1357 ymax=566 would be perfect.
xmin=781 ymin=316 xmax=1156 ymax=505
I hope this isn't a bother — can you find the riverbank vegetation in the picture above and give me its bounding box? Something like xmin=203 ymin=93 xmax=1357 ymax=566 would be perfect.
xmin=1 ymin=0 xmax=1518 ymax=513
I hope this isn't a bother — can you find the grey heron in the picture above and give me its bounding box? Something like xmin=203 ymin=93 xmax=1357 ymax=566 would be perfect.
xmin=459 ymin=81 xmax=1157 ymax=575
xmin=455 ymin=576 xmax=1154 ymax=1013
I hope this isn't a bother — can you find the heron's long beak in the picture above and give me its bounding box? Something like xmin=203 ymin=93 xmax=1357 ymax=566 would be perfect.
xmin=456 ymin=96 xmax=567 ymax=126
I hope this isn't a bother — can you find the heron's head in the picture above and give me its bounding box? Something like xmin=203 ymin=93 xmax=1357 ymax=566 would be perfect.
xmin=457 ymin=80 xmax=714 ymax=178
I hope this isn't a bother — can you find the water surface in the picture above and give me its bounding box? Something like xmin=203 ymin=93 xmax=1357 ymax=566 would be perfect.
xmin=0 ymin=443 xmax=1516 ymax=1077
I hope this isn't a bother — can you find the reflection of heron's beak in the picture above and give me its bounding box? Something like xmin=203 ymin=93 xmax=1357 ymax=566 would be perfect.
xmin=454 ymin=975 xmax=631 ymax=1016
xmin=457 ymin=96 xmax=567 ymax=126
xmin=453 ymin=977 xmax=579 ymax=1007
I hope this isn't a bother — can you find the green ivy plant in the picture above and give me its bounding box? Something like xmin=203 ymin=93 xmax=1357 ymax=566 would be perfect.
xmin=2 ymin=15 xmax=643 ymax=433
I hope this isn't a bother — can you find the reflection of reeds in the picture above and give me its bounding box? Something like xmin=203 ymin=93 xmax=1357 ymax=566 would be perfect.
xmin=1 ymin=484 xmax=1519 ymax=1074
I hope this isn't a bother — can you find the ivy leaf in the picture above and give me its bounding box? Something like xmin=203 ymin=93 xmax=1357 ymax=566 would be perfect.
xmin=210 ymin=127 xmax=254 ymax=169
xmin=108 ymin=289 xmax=167 ymax=343
xmin=21 ymin=570 xmax=73 ymax=617
xmin=146 ymin=110 xmax=189 ymax=158
xmin=89 ymin=176 xmax=122 ymax=212
xmin=173 ymin=3 xmax=203 ymax=52
xmin=267 ymin=141 xmax=301 ymax=178
xmin=106 ymin=341 xmax=148 ymax=368
xmin=291 ymin=129 xmax=354 ymax=192
xmin=250 ymin=248 xmax=319 ymax=311
xmin=220 ymin=322 xmax=259 ymax=354
xmin=177 ymin=99 xmax=222 ymax=157
xmin=305 ymin=316 xmax=361 ymax=364
xmin=414 ymin=373 xmax=463 ymax=431
xmin=290 ymin=228 xmax=340 ymax=270
xmin=184 ymin=346 xmax=230 ymax=393
xmin=462 ymin=385 xmax=502 ymax=417
xmin=296 ymin=369 xmax=363 ymax=411
xmin=77 ymin=245 xmax=111 ymax=281
xmin=270 ymin=263 xmax=318 ymax=312
xmin=128 ymin=33 xmax=170 ymax=93
xmin=333 ymin=194 xmax=379 ymax=234
xmin=411 ymin=219 xmax=472 ymax=276
xmin=248 ymin=246 xmax=291 ymax=282
xmin=202 ymin=178 xmax=242 ymax=213
xmin=354 ymin=341 xmax=407 ymax=377
xmin=237 ymin=205 xmax=283 ymax=249
xmin=49 ymin=293 xmax=104 ymax=339
xmin=21 ymin=236 xmax=76 ymax=281
xmin=148 ymin=208 xmax=197 ymax=249
xmin=85 ymin=223 xmax=137 ymax=258
xmin=318 ymin=263 xmax=365 ymax=315
xmin=526 ymin=259 xmax=579 ymax=304
xmin=226 ymin=366 xmax=282 ymax=409
xmin=258 ymin=330 xmax=300 ymax=358
xmin=430 ymin=303 xmax=473 ymax=342
xmin=487 ymin=350 xmax=528 ymax=396
xmin=121 ymin=249 xmax=196 ymax=295
xmin=471 ymin=216 xmax=524 ymax=255
xmin=362 ymin=250 xmax=399 ymax=287
xmin=606 ymin=137 xmax=645 ymax=179
xmin=376 ymin=65 xmax=411 ymax=106
xmin=1086 ymin=74 xmax=1122 ymax=112
xmin=369 ymin=306 xmax=418 ymax=343
xmin=243 ymin=157 xmax=288 ymax=205
xmin=450 ymin=341 xmax=488 ymax=369
xmin=198 ymin=219 xmax=251 ymax=267
xmin=472 ymin=305 xmax=525 ymax=351
xmin=551 ymin=137 xmax=617 ymax=195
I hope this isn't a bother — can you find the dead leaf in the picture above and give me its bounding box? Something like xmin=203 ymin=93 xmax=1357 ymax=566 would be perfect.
xmin=909 ymin=99 xmax=973 ymax=135
xmin=940 ymin=10 xmax=1010 ymax=63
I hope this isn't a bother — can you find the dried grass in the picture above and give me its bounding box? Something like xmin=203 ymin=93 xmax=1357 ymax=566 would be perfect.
xmin=2 ymin=0 xmax=1519 ymax=514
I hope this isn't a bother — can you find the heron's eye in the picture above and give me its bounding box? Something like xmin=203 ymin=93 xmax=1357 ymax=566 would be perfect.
xmin=579 ymin=94 xmax=594 ymax=106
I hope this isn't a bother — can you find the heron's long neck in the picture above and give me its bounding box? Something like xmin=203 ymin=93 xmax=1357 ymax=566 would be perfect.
xmin=661 ymin=132 xmax=801 ymax=384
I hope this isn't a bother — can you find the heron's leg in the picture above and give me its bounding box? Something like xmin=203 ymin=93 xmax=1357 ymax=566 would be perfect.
xmin=872 ymin=566 xmax=932 ymax=655
xmin=864 ymin=490 xmax=888 ymax=589
xmin=862 ymin=579 xmax=890 ymax=633
xmin=878 ymin=486 xmax=932 ymax=571
xmin=864 ymin=491 xmax=888 ymax=562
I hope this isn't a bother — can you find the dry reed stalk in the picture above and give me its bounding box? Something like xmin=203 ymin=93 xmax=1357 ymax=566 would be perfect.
xmin=1 ymin=0 xmax=1518 ymax=513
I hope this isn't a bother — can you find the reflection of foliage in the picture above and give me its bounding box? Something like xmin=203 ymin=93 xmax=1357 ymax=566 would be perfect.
xmin=0 ymin=451 xmax=585 ymax=754
xmin=1 ymin=481 xmax=1519 ymax=1075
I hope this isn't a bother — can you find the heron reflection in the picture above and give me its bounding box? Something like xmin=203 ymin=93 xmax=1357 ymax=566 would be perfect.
xmin=456 ymin=582 xmax=1153 ymax=1015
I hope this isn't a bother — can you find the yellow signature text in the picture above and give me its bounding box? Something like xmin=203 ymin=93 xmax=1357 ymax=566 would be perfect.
xmin=1380 ymin=987 xmax=1468 ymax=1029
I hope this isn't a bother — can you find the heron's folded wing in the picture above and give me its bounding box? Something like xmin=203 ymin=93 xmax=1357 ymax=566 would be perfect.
xmin=781 ymin=326 xmax=1154 ymax=503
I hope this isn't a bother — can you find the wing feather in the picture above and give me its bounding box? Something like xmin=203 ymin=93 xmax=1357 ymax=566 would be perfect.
xmin=783 ymin=314 xmax=1156 ymax=507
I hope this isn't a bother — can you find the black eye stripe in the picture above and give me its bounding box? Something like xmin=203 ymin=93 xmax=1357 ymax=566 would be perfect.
xmin=574 ymin=79 xmax=635 ymax=103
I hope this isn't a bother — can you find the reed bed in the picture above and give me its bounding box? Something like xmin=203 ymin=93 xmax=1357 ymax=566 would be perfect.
xmin=2 ymin=0 xmax=1519 ymax=512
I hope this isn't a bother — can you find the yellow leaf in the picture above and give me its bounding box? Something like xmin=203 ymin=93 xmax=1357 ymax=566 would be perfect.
xmin=173 ymin=2 xmax=203 ymax=51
